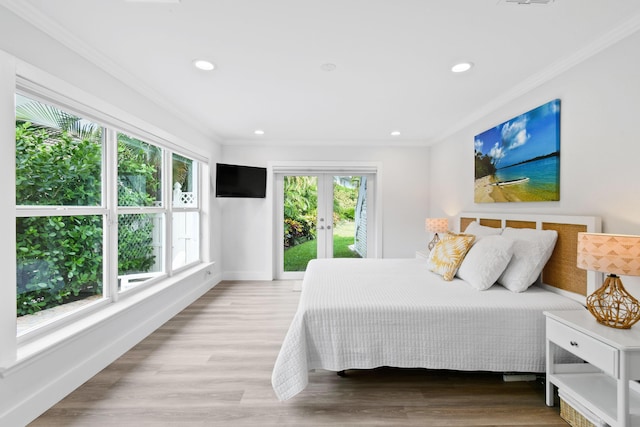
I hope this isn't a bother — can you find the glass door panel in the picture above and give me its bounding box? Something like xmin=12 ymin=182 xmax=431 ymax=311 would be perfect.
xmin=332 ymin=176 xmax=365 ymax=259
xmin=283 ymin=175 xmax=319 ymax=272
xmin=278 ymin=172 xmax=373 ymax=279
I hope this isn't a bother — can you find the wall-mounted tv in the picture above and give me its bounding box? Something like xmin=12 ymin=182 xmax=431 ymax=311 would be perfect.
xmin=215 ymin=163 xmax=267 ymax=198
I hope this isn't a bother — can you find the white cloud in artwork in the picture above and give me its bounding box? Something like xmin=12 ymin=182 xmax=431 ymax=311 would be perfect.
xmin=474 ymin=139 xmax=484 ymax=152
xmin=501 ymin=116 xmax=529 ymax=150
xmin=489 ymin=142 xmax=505 ymax=162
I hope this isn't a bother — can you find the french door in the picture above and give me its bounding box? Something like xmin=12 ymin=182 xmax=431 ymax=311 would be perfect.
xmin=276 ymin=172 xmax=374 ymax=279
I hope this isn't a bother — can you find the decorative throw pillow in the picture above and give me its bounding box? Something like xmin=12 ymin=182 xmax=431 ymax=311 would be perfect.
xmin=457 ymin=235 xmax=514 ymax=290
xmin=464 ymin=221 xmax=502 ymax=238
xmin=497 ymin=227 xmax=558 ymax=292
xmin=427 ymin=232 xmax=475 ymax=281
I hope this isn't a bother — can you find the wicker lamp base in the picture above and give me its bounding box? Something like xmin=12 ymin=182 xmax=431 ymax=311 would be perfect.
xmin=586 ymin=274 xmax=640 ymax=329
xmin=428 ymin=233 xmax=441 ymax=251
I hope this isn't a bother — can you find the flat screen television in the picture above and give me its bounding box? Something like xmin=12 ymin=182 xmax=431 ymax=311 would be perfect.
xmin=215 ymin=163 xmax=267 ymax=198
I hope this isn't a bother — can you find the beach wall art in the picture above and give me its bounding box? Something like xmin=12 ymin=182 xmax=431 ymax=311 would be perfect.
xmin=474 ymin=99 xmax=560 ymax=203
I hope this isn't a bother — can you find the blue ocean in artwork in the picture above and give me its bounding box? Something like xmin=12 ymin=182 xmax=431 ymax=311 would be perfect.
xmin=495 ymin=155 xmax=559 ymax=200
xmin=474 ymin=99 xmax=561 ymax=202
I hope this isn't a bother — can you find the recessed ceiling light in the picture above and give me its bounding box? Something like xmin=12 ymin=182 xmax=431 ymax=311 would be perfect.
xmin=193 ymin=59 xmax=215 ymax=71
xmin=451 ymin=62 xmax=473 ymax=73
xmin=254 ymin=129 xmax=265 ymax=135
xmin=390 ymin=130 xmax=401 ymax=137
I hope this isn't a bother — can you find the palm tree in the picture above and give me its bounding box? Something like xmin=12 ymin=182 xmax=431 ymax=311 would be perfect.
xmin=15 ymin=94 xmax=102 ymax=142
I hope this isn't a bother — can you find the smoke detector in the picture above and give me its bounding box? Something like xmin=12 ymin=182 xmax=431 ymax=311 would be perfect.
xmin=125 ymin=0 xmax=181 ymax=3
xmin=503 ymin=0 xmax=554 ymax=4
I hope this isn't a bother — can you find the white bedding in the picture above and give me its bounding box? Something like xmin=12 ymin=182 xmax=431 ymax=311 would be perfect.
xmin=272 ymin=258 xmax=585 ymax=401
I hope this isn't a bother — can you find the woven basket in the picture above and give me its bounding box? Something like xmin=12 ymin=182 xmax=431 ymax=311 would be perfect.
xmin=560 ymin=398 xmax=595 ymax=427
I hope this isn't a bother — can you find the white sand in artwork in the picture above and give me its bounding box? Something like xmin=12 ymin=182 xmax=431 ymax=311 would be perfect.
xmin=474 ymin=176 xmax=523 ymax=203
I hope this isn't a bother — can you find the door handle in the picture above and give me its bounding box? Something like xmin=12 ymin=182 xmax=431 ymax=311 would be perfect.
xmin=327 ymin=225 xmax=332 ymax=230
xmin=318 ymin=226 xmax=325 ymax=230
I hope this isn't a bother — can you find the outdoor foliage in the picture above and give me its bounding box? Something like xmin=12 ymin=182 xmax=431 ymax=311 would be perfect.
xmin=117 ymin=214 xmax=156 ymax=275
xmin=118 ymin=133 xmax=161 ymax=207
xmin=16 ymin=215 xmax=103 ymax=315
xmin=333 ymin=180 xmax=358 ymax=222
xmin=173 ymin=153 xmax=193 ymax=193
xmin=16 ymin=121 xmax=104 ymax=315
xmin=117 ymin=135 xmax=161 ymax=275
xmin=16 ymin=104 xmax=159 ymax=316
xmin=283 ymin=176 xmax=359 ymax=249
xmin=283 ymin=222 xmax=360 ymax=271
xmin=15 ymin=122 xmax=103 ymax=206
xmin=283 ymin=176 xmax=317 ymax=248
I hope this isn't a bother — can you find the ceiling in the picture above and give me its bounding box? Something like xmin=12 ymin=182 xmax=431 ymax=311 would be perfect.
xmin=4 ymin=0 xmax=640 ymax=146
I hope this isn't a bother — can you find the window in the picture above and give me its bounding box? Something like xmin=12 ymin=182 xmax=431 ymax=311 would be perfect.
xmin=117 ymin=133 xmax=162 ymax=207
xmin=16 ymin=94 xmax=106 ymax=333
xmin=171 ymin=153 xmax=200 ymax=269
xmin=15 ymin=91 xmax=205 ymax=336
xmin=117 ymin=133 xmax=165 ymax=291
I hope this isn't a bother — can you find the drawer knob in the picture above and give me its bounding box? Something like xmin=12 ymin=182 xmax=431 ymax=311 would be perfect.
xmin=570 ymin=340 xmax=578 ymax=347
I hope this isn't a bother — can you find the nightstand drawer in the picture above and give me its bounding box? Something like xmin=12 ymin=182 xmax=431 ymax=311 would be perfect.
xmin=547 ymin=319 xmax=618 ymax=377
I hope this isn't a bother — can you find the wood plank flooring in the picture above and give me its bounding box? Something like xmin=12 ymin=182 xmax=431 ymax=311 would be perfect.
xmin=30 ymin=280 xmax=568 ymax=426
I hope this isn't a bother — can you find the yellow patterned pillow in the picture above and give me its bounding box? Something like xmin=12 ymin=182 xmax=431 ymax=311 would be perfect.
xmin=427 ymin=232 xmax=476 ymax=281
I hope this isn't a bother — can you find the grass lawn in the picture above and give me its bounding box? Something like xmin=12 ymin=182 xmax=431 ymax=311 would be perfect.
xmin=284 ymin=221 xmax=361 ymax=271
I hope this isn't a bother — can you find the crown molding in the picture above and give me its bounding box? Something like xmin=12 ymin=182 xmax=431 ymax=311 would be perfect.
xmin=223 ymin=138 xmax=430 ymax=148
xmin=0 ymin=0 xmax=220 ymax=143
xmin=433 ymin=12 xmax=640 ymax=144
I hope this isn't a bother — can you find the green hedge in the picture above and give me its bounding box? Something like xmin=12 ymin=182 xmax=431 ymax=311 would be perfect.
xmin=16 ymin=122 xmax=158 ymax=316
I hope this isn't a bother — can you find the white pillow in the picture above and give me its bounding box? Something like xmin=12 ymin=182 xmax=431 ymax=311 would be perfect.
xmin=464 ymin=221 xmax=502 ymax=239
xmin=457 ymin=235 xmax=514 ymax=290
xmin=497 ymin=227 xmax=558 ymax=293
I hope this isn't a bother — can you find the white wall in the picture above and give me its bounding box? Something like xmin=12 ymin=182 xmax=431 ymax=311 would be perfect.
xmin=220 ymin=145 xmax=431 ymax=279
xmin=208 ymin=145 xmax=223 ymax=277
xmin=428 ymin=29 xmax=640 ymax=292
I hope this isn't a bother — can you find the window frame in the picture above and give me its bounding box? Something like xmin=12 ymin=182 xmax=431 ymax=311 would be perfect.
xmin=115 ymin=130 xmax=168 ymax=295
xmin=13 ymin=77 xmax=207 ymax=341
xmin=15 ymin=92 xmax=110 ymax=338
xmin=170 ymin=152 xmax=202 ymax=272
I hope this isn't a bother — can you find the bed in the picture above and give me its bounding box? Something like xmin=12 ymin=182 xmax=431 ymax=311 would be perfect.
xmin=272 ymin=213 xmax=602 ymax=401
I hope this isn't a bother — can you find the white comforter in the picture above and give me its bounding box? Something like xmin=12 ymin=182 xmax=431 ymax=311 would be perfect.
xmin=272 ymin=258 xmax=585 ymax=401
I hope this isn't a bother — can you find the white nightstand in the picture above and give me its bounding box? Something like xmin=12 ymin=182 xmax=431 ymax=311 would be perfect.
xmin=545 ymin=309 xmax=640 ymax=427
xmin=415 ymin=249 xmax=430 ymax=259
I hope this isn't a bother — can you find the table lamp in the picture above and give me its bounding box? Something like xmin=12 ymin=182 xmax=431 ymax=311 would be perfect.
xmin=425 ymin=218 xmax=449 ymax=250
xmin=577 ymin=232 xmax=640 ymax=329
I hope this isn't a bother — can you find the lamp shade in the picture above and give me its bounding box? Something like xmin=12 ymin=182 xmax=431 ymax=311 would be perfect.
xmin=577 ymin=232 xmax=640 ymax=276
xmin=425 ymin=218 xmax=448 ymax=234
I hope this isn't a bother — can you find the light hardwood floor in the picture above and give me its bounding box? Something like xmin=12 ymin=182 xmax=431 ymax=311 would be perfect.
xmin=31 ymin=280 xmax=567 ymax=426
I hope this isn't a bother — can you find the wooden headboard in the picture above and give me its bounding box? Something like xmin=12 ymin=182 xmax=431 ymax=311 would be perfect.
xmin=459 ymin=212 xmax=602 ymax=304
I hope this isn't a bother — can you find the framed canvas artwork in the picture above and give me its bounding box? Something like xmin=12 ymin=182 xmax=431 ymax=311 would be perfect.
xmin=474 ymin=99 xmax=560 ymax=203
